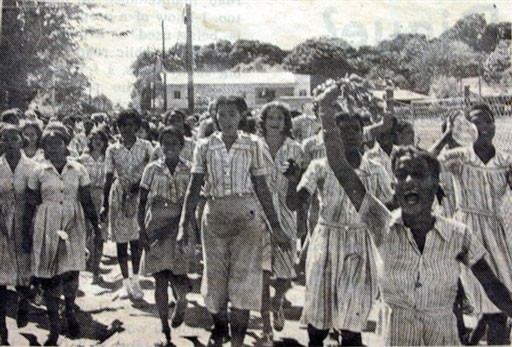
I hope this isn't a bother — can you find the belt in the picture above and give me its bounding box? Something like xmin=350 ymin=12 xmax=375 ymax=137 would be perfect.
xmin=457 ymin=207 xmax=498 ymax=218
xmin=207 ymin=192 xmax=255 ymax=201
xmin=318 ymin=221 xmax=367 ymax=230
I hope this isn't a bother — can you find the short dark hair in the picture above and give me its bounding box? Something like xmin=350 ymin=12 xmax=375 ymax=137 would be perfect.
xmin=159 ymin=125 xmax=185 ymax=146
xmin=163 ymin=109 xmax=186 ymax=126
xmin=115 ymin=109 xmax=142 ymax=129
xmin=259 ymin=101 xmax=293 ymax=138
xmin=334 ymin=112 xmax=364 ymax=130
xmin=0 ymin=123 xmax=23 ymax=139
xmin=213 ymin=95 xmax=248 ymax=130
xmin=87 ymin=128 xmax=109 ymax=154
xmin=391 ymin=145 xmax=441 ymax=180
xmin=0 ymin=109 xmax=21 ymax=125
xmin=22 ymin=121 xmax=43 ymax=148
xmin=468 ymin=103 xmax=495 ymax=123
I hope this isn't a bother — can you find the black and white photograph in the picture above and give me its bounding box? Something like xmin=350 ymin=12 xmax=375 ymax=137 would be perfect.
xmin=1 ymin=1 xmax=512 ymax=345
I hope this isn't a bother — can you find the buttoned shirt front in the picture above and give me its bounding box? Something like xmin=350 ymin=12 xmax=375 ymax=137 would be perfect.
xmin=192 ymin=131 xmax=267 ymax=198
xmin=105 ymin=137 xmax=153 ymax=187
xmin=359 ymin=193 xmax=487 ymax=313
xmin=140 ymin=158 xmax=191 ymax=205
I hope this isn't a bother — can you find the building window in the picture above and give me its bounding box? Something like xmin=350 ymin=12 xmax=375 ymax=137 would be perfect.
xmin=174 ymin=91 xmax=181 ymax=99
xmin=258 ymin=88 xmax=276 ymax=100
xmin=299 ymin=89 xmax=308 ymax=96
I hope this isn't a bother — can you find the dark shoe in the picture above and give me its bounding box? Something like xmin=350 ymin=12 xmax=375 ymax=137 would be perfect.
xmin=171 ymin=299 xmax=187 ymax=328
xmin=0 ymin=328 xmax=8 ymax=346
xmin=44 ymin=330 xmax=59 ymax=346
xmin=207 ymin=326 xmax=230 ymax=347
xmin=272 ymin=304 xmax=285 ymax=332
xmin=16 ymin=300 xmax=29 ymax=328
xmin=92 ymin=275 xmax=104 ymax=285
xmin=66 ymin=310 xmax=80 ymax=338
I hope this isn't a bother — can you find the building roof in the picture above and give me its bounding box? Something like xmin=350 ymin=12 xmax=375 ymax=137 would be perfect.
xmin=165 ymin=72 xmax=309 ymax=85
xmin=370 ymin=89 xmax=429 ymax=102
xmin=461 ymin=77 xmax=512 ymax=97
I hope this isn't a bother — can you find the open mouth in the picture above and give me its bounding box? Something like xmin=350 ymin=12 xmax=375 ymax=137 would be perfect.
xmin=402 ymin=189 xmax=419 ymax=206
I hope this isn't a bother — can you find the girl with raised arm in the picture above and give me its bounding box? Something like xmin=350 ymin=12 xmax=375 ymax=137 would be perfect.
xmin=318 ymin=83 xmax=512 ymax=346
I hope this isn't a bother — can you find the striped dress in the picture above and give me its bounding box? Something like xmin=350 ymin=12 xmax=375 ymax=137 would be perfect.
xmin=105 ymin=138 xmax=153 ymax=243
xmin=0 ymin=154 xmax=37 ymax=285
xmin=292 ymin=114 xmax=321 ymax=144
xmin=298 ymin=156 xmax=392 ymax=331
xmin=150 ymin=136 xmax=195 ymax=162
xmin=439 ymin=145 xmax=512 ymax=315
xmin=359 ymin=193 xmax=487 ymax=346
xmin=262 ymin=137 xmax=304 ymax=279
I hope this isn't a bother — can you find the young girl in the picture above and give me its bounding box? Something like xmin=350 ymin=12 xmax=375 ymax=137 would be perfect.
xmin=138 ymin=126 xmax=192 ymax=346
xmin=298 ymin=112 xmax=392 ymax=347
xmin=151 ymin=109 xmax=195 ymax=162
xmin=318 ymin=84 xmax=512 ymax=346
xmin=22 ymin=121 xmax=45 ymax=162
xmin=259 ymin=101 xmax=303 ymax=346
xmin=77 ymin=129 xmax=109 ymax=284
xmin=0 ymin=124 xmax=37 ymax=344
xmin=101 ymin=110 xmax=153 ymax=301
xmin=179 ymin=96 xmax=291 ymax=347
xmin=437 ymin=104 xmax=512 ymax=344
xmin=23 ymin=122 xmax=101 ymax=345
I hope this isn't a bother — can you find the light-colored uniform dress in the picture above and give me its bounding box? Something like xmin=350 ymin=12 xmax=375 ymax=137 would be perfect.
xmin=262 ymin=137 xmax=304 ymax=279
xmin=439 ymin=145 xmax=512 ymax=315
xmin=77 ymin=153 xmax=108 ymax=240
xmin=140 ymin=158 xmax=191 ymax=276
xmin=0 ymin=154 xmax=37 ymax=286
xmin=298 ymin=156 xmax=392 ymax=331
xmin=150 ymin=137 xmax=195 ymax=162
xmin=105 ymin=138 xmax=153 ymax=243
xmin=359 ymin=193 xmax=487 ymax=346
xmin=192 ymin=130 xmax=268 ymax=313
xmin=292 ymin=114 xmax=321 ymax=144
xmin=28 ymin=159 xmax=91 ymax=278
xmin=365 ymin=142 xmax=393 ymax=178
xmin=70 ymin=133 xmax=88 ymax=156
xmin=23 ymin=148 xmax=45 ymax=163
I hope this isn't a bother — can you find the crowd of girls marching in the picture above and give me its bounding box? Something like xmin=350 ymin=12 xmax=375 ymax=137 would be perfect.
xmin=1 ymin=87 xmax=512 ymax=347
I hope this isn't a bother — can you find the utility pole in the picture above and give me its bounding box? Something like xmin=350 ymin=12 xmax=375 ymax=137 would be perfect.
xmin=0 ymin=0 xmax=4 ymax=46
xmin=185 ymin=4 xmax=194 ymax=114
xmin=162 ymin=20 xmax=167 ymax=111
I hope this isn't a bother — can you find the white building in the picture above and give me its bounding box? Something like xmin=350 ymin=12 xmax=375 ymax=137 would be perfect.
xmin=165 ymin=71 xmax=311 ymax=110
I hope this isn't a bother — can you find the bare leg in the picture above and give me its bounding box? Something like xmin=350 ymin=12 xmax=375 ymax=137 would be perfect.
xmin=230 ymin=308 xmax=250 ymax=347
xmin=154 ymin=271 xmax=171 ymax=343
xmin=261 ymin=271 xmax=272 ymax=334
xmin=0 ymin=286 xmax=8 ymax=345
xmin=116 ymin=243 xmax=129 ymax=279
xmin=129 ymin=240 xmax=141 ymax=275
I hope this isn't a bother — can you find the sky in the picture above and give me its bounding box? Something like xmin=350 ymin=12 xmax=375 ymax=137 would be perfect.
xmin=71 ymin=0 xmax=512 ymax=105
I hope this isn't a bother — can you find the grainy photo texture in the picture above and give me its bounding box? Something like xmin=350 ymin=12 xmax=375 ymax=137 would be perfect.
xmin=0 ymin=1 xmax=512 ymax=346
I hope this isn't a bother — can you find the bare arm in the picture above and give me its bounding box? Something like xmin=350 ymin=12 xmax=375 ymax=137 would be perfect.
xmin=78 ymin=185 xmax=100 ymax=233
xmin=472 ymin=258 xmax=512 ymax=317
xmin=138 ymin=187 xmax=150 ymax=250
xmin=177 ymin=173 xmax=204 ymax=243
xmin=100 ymin=172 xmax=114 ymax=221
xmin=253 ymin=175 xmax=291 ymax=248
xmin=318 ymin=85 xmax=367 ymax=211
xmin=296 ymin=188 xmax=312 ymax=239
xmin=22 ymin=188 xmax=41 ymax=253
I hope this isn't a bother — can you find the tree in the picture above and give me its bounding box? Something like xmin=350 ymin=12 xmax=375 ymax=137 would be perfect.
xmin=483 ymin=39 xmax=512 ymax=85
xmin=1 ymin=1 xmax=112 ymax=112
xmin=283 ymin=37 xmax=356 ymax=80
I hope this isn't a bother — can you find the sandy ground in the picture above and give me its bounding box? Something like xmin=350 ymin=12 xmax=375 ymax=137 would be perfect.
xmin=2 ymin=241 xmax=390 ymax=347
